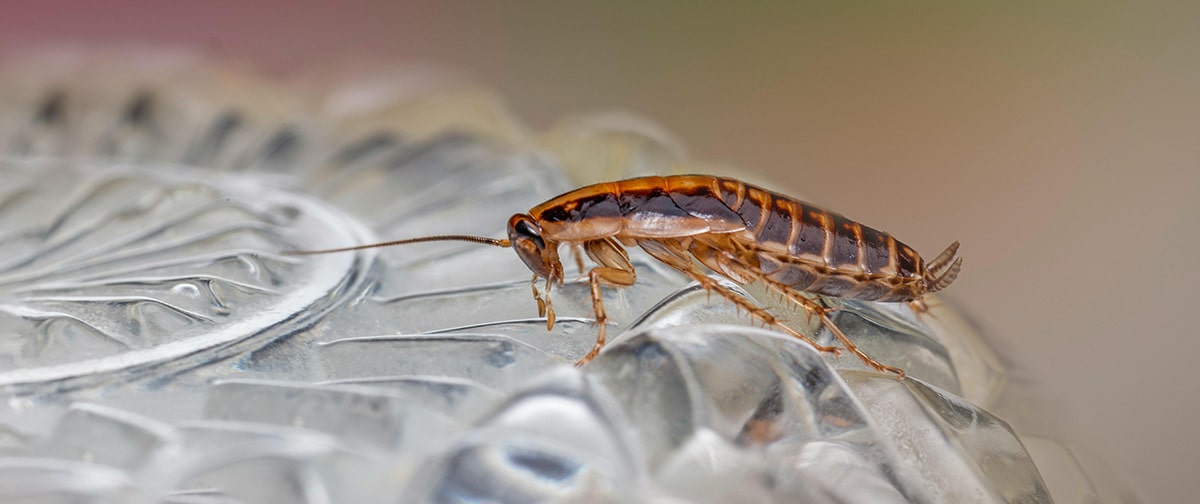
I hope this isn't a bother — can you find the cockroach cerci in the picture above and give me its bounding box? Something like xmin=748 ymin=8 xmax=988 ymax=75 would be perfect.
xmin=289 ymin=175 xmax=962 ymax=378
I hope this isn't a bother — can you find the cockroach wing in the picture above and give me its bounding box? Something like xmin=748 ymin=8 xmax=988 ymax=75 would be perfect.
xmin=617 ymin=187 xmax=714 ymax=237
xmin=665 ymin=184 xmax=746 ymax=234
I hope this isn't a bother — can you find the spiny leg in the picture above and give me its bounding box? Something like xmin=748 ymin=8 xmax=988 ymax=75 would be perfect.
xmin=576 ymin=238 xmax=638 ymax=367
xmin=576 ymin=266 xmax=636 ymax=366
xmin=638 ymin=239 xmax=841 ymax=355
xmin=755 ymin=276 xmax=905 ymax=379
xmin=695 ymin=239 xmax=902 ymax=376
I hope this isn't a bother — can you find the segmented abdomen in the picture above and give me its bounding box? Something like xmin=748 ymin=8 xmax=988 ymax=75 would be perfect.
xmin=711 ymin=177 xmax=925 ymax=301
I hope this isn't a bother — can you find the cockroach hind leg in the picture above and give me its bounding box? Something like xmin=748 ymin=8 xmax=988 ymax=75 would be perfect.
xmin=642 ymin=239 xmax=844 ymax=357
xmin=811 ymin=336 xmax=843 ymax=355
xmin=817 ymin=311 xmax=906 ymax=380
xmin=871 ymin=359 xmax=906 ymax=380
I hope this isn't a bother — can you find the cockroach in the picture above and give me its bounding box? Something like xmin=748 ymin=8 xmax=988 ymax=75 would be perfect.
xmin=288 ymin=175 xmax=962 ymax=378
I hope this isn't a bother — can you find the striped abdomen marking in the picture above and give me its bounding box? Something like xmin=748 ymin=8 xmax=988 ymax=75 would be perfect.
xmin=711 ymin=176 xmax=925 ymax=300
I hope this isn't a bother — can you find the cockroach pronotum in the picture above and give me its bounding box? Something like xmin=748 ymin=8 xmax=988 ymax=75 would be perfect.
xmin=288 ymin=175 xmax=962 ymax=378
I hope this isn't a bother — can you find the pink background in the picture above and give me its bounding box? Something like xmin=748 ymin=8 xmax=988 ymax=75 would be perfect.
xmin=4 ymin=2 xmax=1197 ymax=501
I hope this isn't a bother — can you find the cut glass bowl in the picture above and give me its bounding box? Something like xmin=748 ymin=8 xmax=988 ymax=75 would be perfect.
xmin=0 ymin=53 xmax=1131 ymax=504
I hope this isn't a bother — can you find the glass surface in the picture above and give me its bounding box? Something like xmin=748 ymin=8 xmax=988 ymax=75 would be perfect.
xmin=0 ymin=55 xmax=1131 ymax=503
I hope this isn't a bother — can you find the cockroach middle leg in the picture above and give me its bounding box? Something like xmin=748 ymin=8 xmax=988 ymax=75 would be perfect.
xmin=575 ymin=238 xmax=637 ymax=366
xmin=576 ymin=266 xmax=636 ymax=366
xmin=569 ymin=243 xmax=587 ymax=275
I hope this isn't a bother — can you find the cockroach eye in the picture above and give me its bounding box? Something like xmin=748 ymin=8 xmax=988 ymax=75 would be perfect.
xmin=514 ymin=220 xmax=545 ymax=249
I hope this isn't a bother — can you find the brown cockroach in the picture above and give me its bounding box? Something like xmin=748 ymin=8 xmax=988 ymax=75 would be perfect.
xmin=289 ymin=175 xmax=962 ymax=378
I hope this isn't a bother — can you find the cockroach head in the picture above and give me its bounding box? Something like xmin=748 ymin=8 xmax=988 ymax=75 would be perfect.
xmin=507 ymin=214 xmax=562 ymax=282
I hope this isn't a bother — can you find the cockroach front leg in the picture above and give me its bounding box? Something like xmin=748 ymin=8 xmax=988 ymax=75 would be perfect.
xmin=531 ymin=274 xmax=556 ymax=330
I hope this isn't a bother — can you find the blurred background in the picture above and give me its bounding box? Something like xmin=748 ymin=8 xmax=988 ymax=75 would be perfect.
xmin=2 ymin=2 xmax=1195 ymax=501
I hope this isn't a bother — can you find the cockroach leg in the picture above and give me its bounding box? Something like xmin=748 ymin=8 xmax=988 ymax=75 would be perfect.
xmin=575 ymin=239 xmax=638 ymax=366
xmin=820 ymin=309 xmax=904 ymax=379
xmin=531 ymin=274 xmax=556 ymax=330
xmin=576 ymin=266 xmax=636 ymax=366
xmin=531 ymin=274 xmax=546 ymax=317
xmin=759 ymin=279 xmax=905 ymax=379
xmin=570 ymin=243 xmax=586 ymax=275
xmin=638 ymin=239 xmax=842 ymax=355
xmin=543 ymin=277 xmax=557 ymax=330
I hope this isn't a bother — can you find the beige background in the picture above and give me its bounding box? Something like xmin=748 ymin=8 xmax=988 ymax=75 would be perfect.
xmin=4 ymin=2 xmax=1197 ymax=502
